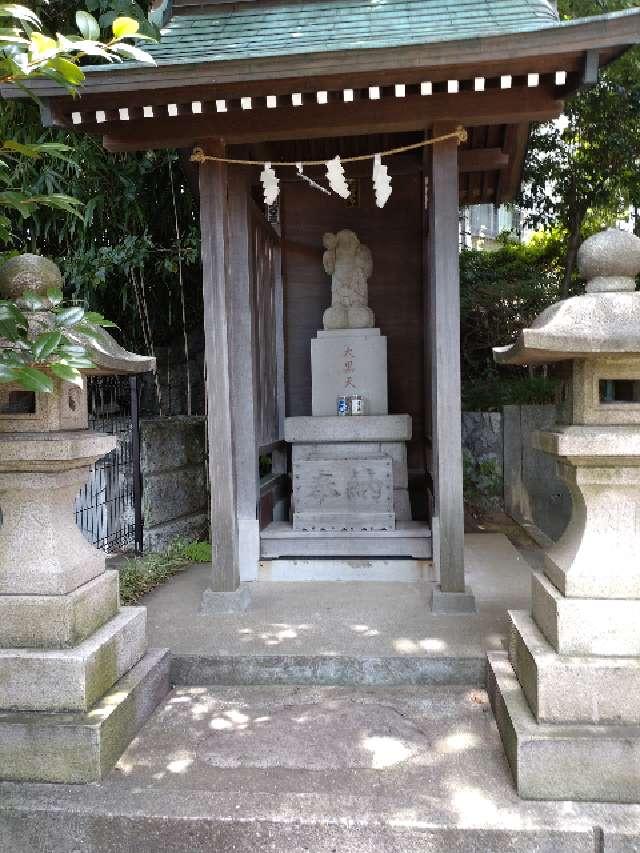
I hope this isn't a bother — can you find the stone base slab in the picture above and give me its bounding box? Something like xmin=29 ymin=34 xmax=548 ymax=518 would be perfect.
xmin=285 ymin=415 xmax=411 ymax=444
xmin=488 ymin=650 xmax=640 ymax=802
xmin=294 ymin=512 xmax=396 ymax=532
xmin=0 ymin=607 xmax=147 ymax=712
xmin=532 ymin=571 xmax=640 ymax=656
xmin=0 ymin=570 xmax=119 ymax=648
xmin=260 ymin=521 xmax=432 ymax=559
xmin=0 ymin=648 xmax=170 ymax=783
xmin=200 ymin=586 xmax=251 ymax=614
xmin=431 ymin=585 xmax=477 ymax=613
xmin=292 ymin=456 xmax=393 ymax=524
xmin=292 ymin=441 xmax=408 ymax=488
xmin=258 ymin=558 xmax=435 ymax=582
xmin=509 ymin=609 xmax=640 ymax=724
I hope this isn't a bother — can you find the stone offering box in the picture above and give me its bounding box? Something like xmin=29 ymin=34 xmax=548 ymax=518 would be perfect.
xmin=489 ymin=228 xmax=640 ymax=802
xmin=0 ymin=254 xmax=169 ymax=783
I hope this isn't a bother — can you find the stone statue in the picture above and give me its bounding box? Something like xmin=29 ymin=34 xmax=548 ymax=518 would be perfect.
xmin=322 ymin=229 xmax=375 ymax=330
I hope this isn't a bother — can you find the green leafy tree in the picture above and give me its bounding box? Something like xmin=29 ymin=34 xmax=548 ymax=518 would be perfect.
xmin=0 ymin=2 xmax=156 ymax=391
xmin=460 ymin=233 xmax=564 ymax=410
xmin=519 ymin=0 xmax=640 ymax=295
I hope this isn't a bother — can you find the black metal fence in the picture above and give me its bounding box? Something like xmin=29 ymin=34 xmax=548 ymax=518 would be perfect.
xmin=75 ymin=375 xmax=143 ymax=553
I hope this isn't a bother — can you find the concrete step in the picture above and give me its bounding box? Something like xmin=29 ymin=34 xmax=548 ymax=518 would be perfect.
xmin=260 ymin=520 xmax=432 ymax=559
xmin=3 ymin=682 xmax=639 ymax=852
xmin=170 ymin=651 xmax=486 ymax=687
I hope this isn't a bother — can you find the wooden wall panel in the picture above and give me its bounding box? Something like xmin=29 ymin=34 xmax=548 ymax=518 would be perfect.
xmin=281 ymin=172 xmax=425 ymax=477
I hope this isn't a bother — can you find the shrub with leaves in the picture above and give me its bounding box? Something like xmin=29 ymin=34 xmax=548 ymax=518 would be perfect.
xmin=0 ymin=285 xmax=116 ymax=391
xmin=0 ymin=2 xmax=156 ymax=391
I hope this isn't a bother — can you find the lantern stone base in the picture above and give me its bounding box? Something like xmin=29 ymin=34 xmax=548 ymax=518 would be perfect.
xmin=488 ymin=651 xmax=640 ymax=802
xmin=0 ymin=569 xmax=119 ymax=648
xmin=509 ymin=609 xmax=640 ymax=725
xmin=0 ymin=607 xmax=148 ymax=712
xmin=532 ymin=571 xmax=640 ymax=656
xmin=0 ymin=648 xmax=170 ymax=784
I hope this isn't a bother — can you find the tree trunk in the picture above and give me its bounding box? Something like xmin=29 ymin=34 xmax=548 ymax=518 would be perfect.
xmin=562 ymin=212 xmax=584 ymax=298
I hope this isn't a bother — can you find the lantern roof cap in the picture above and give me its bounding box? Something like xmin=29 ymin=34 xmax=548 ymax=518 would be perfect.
xmin=494 ymin=229 xmax=640 ymax=366
xmin=0 ymin=254 xmax=155 ymax=376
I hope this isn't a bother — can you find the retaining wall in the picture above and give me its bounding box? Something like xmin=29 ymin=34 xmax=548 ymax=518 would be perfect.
xmin=502 ymin=404 xmax=571 ymax=542
xmin=140 ymin=416 xmax=209 ymax=552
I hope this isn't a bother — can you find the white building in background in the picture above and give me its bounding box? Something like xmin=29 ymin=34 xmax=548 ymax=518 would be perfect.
xmin=460 ymin=204 xmax=523 ymax=250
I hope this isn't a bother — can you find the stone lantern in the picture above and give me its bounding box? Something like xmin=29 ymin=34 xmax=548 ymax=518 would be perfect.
xmin=0 ymin=254 xmax=169 ymax=783
xmin=489 ymin=228 xmax=640 ymax=802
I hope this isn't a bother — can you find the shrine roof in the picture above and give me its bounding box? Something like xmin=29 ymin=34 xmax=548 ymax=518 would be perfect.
xmin=137 ymin=0 xmax=559 ymax=68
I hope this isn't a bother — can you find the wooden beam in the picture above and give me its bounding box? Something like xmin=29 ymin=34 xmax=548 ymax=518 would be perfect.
xmin=35 ymin=54 xmax=585 ymax=120
xmin=199 ymin=145 xmax=241 ymax=593
xmin=582 ymin=48 xmax=600 ymax=89
xmin=425 ymin=123 xmax=466 ymax=595
xmin=496 ymin=122 xmax=530 ymax=204
xmin=460 ymin=147 xmax=508 ymax=173
xmin=102 ymin=87 xmax=562 ymax=152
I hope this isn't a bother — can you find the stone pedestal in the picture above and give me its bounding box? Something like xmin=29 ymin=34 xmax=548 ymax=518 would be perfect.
xmin=490 ymin=228 xmax=640 ymax=803
xmin=287 ymin=415 xmax=411 ymax=532
xmin=0 ymin=431 xmax=170 ymax=783
xmin=311 ymin=328 xmax=388 ymax=416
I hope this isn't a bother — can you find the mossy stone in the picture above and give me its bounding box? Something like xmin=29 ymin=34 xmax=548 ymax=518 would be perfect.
xmin=0 ymin=253 xmax=63 ymax=301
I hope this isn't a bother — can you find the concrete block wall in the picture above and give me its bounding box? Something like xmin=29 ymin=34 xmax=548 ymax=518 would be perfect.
xmin=502 ymin=404 xmax=571 ymax=542
xmin=461 ymin=411 xmax=503 ymax=475
xmin=140 ymin=416 xmax=209 ymax=552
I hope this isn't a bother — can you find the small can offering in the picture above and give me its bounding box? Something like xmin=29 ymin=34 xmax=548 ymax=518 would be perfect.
xmin=349 ymin=395 xmax=365 ymax=415
xmin=336 ymin=395 xmax=349 ymax=416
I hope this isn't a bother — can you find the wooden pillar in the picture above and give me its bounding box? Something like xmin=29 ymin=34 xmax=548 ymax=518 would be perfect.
xmin=200 ymin=154 xmax=239 ymax=592
xmin=199 ymin=151 xmax=259 ymax=593
xmin=425 ymin=125 xmax=470 ymax=601
xmin=227 ymin=168 xmax=261 ymax=582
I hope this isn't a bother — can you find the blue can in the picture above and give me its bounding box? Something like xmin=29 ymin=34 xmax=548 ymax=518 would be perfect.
xmin=336 ymin=395 xmax=349 ymax=416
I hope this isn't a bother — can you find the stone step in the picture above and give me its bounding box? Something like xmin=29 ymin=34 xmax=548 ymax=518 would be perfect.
xmin=0 ymin=647 xmax=170 ymax=783
xmin=0 ymin=606 xmax=147 ymax=712
xmin=260 ymin=521 xmax=432 ymax=559
xmin=488 ymin=650 xmax=640 ymax=802
xmin=4 ymin=682 xmax=637 ymax=852
xmin=509 ymin=609 xmax=640 ymax=724
xmin=0 ymin=569 xmax=119 ymax=649
xmin=258 ymin=557 xmax=434 ymax=582
xmin=170 ymin=651 xmax=486 ymax=688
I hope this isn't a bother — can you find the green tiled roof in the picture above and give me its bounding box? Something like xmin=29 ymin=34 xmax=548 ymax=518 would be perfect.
xmin=139 ymin=0 xmax=559 ymax=67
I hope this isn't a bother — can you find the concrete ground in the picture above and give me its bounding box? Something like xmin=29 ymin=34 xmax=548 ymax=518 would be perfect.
xmin=4 ymin=530 xmax=640 ymax=850
xmin=3 ymin=682 xmax=640 ymax=851
xmin=145 ymin=533 xmax=531 ymax=687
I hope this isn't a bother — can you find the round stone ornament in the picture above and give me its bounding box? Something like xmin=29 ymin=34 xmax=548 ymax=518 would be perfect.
xmin=0 ymin=253 xmax=63 ymax=303
xmin=577 ymin=228 xmax=640 ymax=293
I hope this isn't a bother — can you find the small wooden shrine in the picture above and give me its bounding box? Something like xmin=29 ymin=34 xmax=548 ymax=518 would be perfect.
xmin=7 ymin=0 xmax=640 ymax=608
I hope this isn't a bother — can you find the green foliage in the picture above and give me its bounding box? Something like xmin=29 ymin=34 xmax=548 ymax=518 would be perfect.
xmin=463 ymin=373 xmax=557 ymax=412
xmin=0 ymin=97 xmax=202 ymax=355
xmin=0 ymin=3 xmax=155 ymax=92
xmin=0 ymin=1 xmax=161 ymax=392
xmin=0 ymin=291 xmax=115 ymax=391
xmin=460 ymin=234 xmax=565 ymax=410
xmin=178 ymin=539 xmax=212 ymax=562
xmin=118 ymin=538 xmax=211 ymax=604
xmin=463 ymin=449 xmax=502 ymax=510
xmin=520 ymin=0 xmax=640 ymax=290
